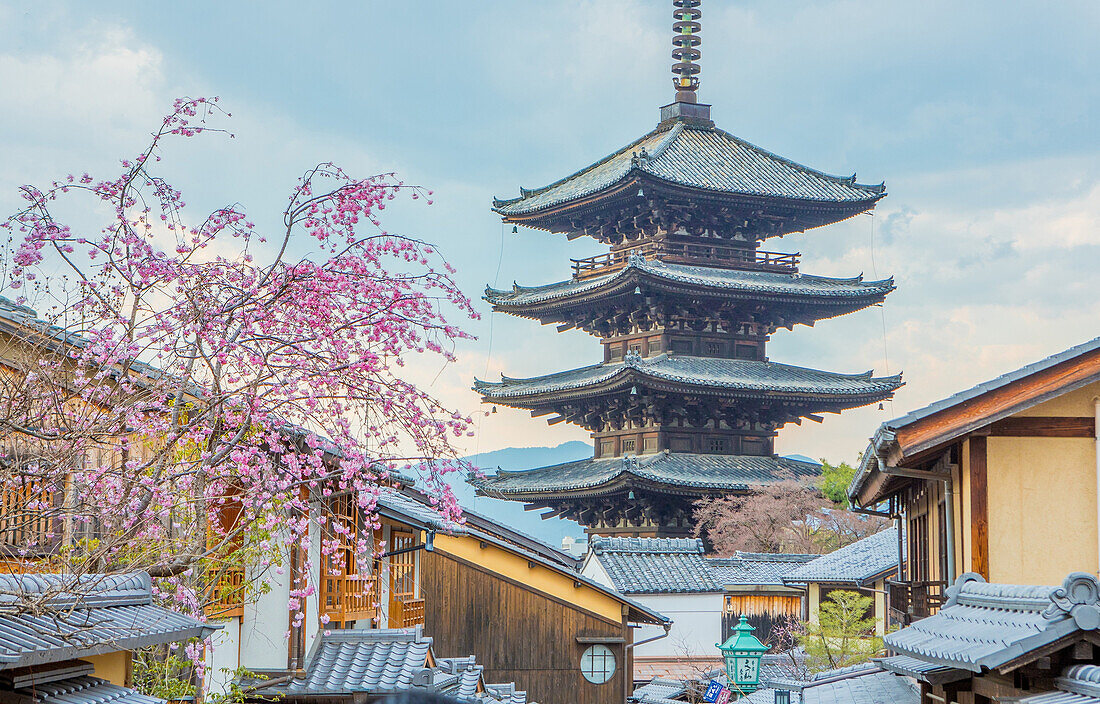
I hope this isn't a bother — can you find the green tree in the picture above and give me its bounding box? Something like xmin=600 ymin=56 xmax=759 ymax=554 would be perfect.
xmin=799 ymin=590 xmax=883 ymax=672
xmin=819 ymin=460 xmax=858 ymax=507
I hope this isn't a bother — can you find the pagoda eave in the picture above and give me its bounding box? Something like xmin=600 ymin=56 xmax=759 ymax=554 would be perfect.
xmin=486 ymin=267 xmax=892 ymax=330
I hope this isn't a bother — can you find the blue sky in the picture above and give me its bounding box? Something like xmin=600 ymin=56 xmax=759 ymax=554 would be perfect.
xmin=2 ymin=1 xmax=1099 ymax=465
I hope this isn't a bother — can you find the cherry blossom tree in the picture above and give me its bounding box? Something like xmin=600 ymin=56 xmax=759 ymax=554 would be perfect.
xmin=694 ymin=473 xmax=889 ymax=555
xmin=0 ymin=97 xmax=476 ymax=623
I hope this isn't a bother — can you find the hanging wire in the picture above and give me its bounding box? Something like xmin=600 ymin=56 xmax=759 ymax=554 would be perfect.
xmin=868 ymin=211 xmax=894 ymax=414
xmin=472 ymin=220 xmax=508 ymax=462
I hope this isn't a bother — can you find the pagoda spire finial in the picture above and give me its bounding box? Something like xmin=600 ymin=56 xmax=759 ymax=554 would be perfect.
xmin=672 ymin=0 xmax=702 ymax=103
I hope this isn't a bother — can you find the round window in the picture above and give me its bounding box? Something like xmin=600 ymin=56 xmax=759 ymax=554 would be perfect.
xmin=580 ymin=644 xmax=616 ymax=684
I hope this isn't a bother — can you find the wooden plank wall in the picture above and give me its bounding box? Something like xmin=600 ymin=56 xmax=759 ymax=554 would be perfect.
xmin=723 ymin=594 xmax=801 ymax=647
xmin=421 ymin=550 xmax=628 ymax=704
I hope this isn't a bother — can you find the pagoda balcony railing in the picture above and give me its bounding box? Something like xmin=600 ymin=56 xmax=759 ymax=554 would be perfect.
xmin=320 ymin=571 xmax=378 ymax=626
xmin=571 ymin=240 xmax=800 ymax=280
xmin=887 ymin=578 xmax=946 ymax=627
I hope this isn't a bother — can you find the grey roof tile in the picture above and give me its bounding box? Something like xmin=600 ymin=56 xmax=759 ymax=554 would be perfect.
xmin=630 ymin=676 xmax=687 ymax=703
xmin=494 ymin=123 xmax=883 ymax=216
xmin=885 ymin=572 xmax=1100 ymax=672
xmin=10 ymin=675 xmax=164 ymax=704
xmin=875 ymin=655 xmax=969 ymax=685
xmin=708 ymin=552 xmax=817 ymax=587
xmin=475 ymin=354 xmax=902 ymax=401
xmin=373 ymin=488 xmax=465 ymax=534
xmin=766 ymin=665 xmax=918 ymax=704
xmin=590 ymin=537 xmax=719 ymax=594
xmin=473 ymin=453 xmax=821 ymax=495
xmin=0 ymin=572 xmax=216 ymax=669
xmin=782 ymin=528 xmax=898 ymax=585
xmin=849 ymin=335 xmax=1100 ymax=500
xmin=485 ymin=260 xmax=893 ymax=307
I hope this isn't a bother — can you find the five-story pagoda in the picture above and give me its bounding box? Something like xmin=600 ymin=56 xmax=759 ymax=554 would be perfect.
xmin=473 ymin=1 xmax=902 ymax=539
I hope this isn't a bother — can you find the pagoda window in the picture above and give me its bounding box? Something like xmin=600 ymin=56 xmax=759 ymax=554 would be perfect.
xmin=742 ymin=437 xmax=765 ymax=455
xmin=622 ymin=438 xmax=636 ymax=454
xmin=649 ymin=338 xmax=663 ymax=353
xmin=706 ymin=437 xmax=728 ymax=454
xmin=670 ymin=339 xmax=693 ymax=355
xmin=599 ymin=440 xmax=615 ymax=457
xmin=734 ymin=343 xmax=759 ymax=360
xmin=643 ymin=436 xmax=658 ymax=453
xmin=609 ymin=345 xmax=623 ymax=361
xmin=628 ymin=342 xmax=642 ymax=356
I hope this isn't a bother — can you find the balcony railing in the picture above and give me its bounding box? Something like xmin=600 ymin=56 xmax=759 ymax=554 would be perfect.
xmin=207 ymin=567 xmax=245 ymax=619
xmin=570 ymin=240 xmax=800 ymax=280
xmin=320 ymin=572 xmax=378 ymax=626
xmin=887 ymin=579 xmax=946 ymax=627
xmin=389 ymin=595 xmax=425 ymax=628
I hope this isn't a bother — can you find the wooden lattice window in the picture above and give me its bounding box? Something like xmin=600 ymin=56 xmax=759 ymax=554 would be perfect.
xmin=0 ymin=457 xmax=57 ymax=553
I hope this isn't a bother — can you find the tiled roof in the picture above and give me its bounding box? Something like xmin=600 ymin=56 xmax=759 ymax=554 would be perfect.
xmin=473 ymin=453 xmax=821 ymax=496
xmin=9 ymin=676 xmax=164 ymax=704
xmin=875 ymin=655 xmax=969 ymax=685
xmin=849 ymin=335 xmax=1100 ymax=501
xmin=1014 ymin=665 xmax=1100 ymax=703
xmin=373 ymin=487 xmax=465 ymax=534
xmin=262 ymin=627 xmax=535 ymax=703
xmin=782 ymin=528 xmax=898 ymax=586
xmin=886 ymin=572 xmax=1100 ymax=672
xmin=0 ymin=572 xmax=216 ymax=670
xmin=708 ymin=552 xmax=818 ymax=587
xmin=630 ymin=676 xmax=687 ymax=704
xmin=475 ymin=354 xmax=902 ymax=401
xmin=485 ymin=259 xmax=894 ymax=308
xmin=747 ymin=664 xmax=917 ymax=704
xmin=493 ymin=122 xmax=884 ymax=216
xmin=589 ymin=537 xmax=720 ymax=594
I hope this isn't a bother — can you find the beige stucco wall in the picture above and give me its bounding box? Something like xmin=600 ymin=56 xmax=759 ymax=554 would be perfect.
xmin=986 ymin=435 xmax=1097 ymax=584
xmin=873 ymin=579 xmax=886 ymax=636
xmin=84 ymin=651 xmax=130 ymax=685
xmin=807 ymin=583 xmax=820 ymax=623
xmin=1016 ymin=381 xmax=1100 ymax=417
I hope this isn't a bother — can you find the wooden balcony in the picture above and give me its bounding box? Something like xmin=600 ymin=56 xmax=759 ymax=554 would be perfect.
xmin=206 ymin=567 xmax=245 ymax=619
xmin=389 ymin=595 xmax=425 ymax=628
xmin=887 ymin=579 xmax=946 ymax=627
xmin=320 ymin=572 xmax=378 ymax=626
xmin=571 ymin=241 xmax=800 ymax=280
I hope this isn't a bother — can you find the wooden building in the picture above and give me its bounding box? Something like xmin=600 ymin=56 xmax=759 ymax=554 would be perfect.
xmin=473 ymin=2 xmax=900 ymax=538
xmin=848 ymin=336 xmax=1100 ymax=625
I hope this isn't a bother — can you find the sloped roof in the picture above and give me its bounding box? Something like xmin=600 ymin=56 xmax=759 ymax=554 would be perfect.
xmin=258 ymin=627 xmax=535 ymax=703
xmin=589 ymin=537 xmax=720 ymax=594
xmin=849 ymin=336 xmax=1100 ymax=504
xmin=782 ymin=528 xmax=898 ymax=586
xmin=475 ymin=354 xmax=902 ymax=402
xmin=630 ymin=676 xmax=687 ymax=704
xmin=485 ymin=259 xmax=894 ymax=308
xmin=1015 ymin=665 xmax=1100 ymax=703
xmin=886 ymin=572 xmax=1100 ymax=673
xmin=0 ymin=572 xmax=216 ymax=670
xmin=8 ymin=675 xmax=164 ymax=704
xmin=707 ymin=552 xmax=817 ymax=587
xmin=494 ymin=122 xmax=884 ymax=217
xmin=373 ymin=487 xmax=465 ymax=534
xmin=875 ymin=655 xmax=970 ymax=686
xmin=473 ymin=453 xmax=821 ymax=497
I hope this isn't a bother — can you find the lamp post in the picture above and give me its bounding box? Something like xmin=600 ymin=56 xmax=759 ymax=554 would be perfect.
xmin=716 ymin=615 xmax=768 ymax=697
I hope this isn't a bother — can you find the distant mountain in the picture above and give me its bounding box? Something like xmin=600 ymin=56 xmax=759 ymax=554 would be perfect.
xmin=447 ymin=441 xmax=592 ymax=548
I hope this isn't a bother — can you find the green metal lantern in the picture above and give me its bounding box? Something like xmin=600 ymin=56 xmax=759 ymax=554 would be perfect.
xmin=716 ymin=615 xmax=769 ymax=694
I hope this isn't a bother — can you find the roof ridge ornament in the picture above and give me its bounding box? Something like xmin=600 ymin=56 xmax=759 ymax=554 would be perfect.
xmin=1044 ymin=572 xmax=1100 ymax=629
xmin=628 ymin=250 xmax=647 ymax=267
xmin=672 ymin=0 xmax=702 ymax=103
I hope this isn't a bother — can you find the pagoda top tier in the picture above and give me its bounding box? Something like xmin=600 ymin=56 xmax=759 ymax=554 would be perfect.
xmin=492 ymin=116 xmax=885 ymax=243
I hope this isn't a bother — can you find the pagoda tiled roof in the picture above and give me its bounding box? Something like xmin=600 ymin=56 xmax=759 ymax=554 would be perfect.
xmin=474 ymin=354 xmax=902 ymax=402
xmin=485 ymin=259 xmax=894 ymax=308
xmin=707 ymin=552 xmax=818 ymax=587
xmin=471 ymin=453 xmax=821 ymax=497
xmin=493 ymin=121 xmax=884 ymax=217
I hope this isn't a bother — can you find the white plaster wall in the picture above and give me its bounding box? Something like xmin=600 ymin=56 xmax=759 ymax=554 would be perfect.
xmin=630 ymin=593 xmax=724 ymax=658
xmin=579 ymin=553 xmax=615 ymax=590
xmin=239 ymin=554 xmax=291 ymax=671
xmin=303 ymin=512 xmax=322 ymax=652
xmin=204 ymin=616 xmax=240 ymax=695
